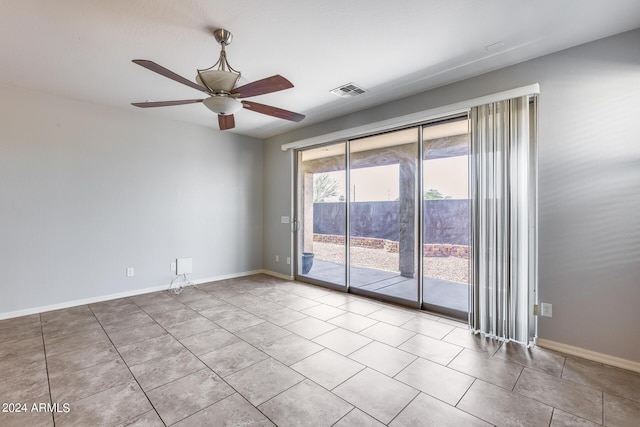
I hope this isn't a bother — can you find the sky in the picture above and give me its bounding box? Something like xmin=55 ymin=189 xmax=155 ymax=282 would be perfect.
xmin=320 ymin=155 xmax=469 ymax=202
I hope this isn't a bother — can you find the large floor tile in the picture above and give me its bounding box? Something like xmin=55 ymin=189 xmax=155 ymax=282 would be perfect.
xmin=1 ymin=351 xmax=47 ymax=383
xmin=147 ymin=368 xmax=234 ymax=425
xmin=129 ymin=351 xmax=206 ymax=391
xmin=150 ymin=307 xmax=201 ymax=328
xmin=391 ymin=392 xmax=490 ymax=427
xmin=284 ymin=316 xmax=337 ymax=339
xmin=173 ymin=393 xmax=275 ymax=427
xmin=443 ymin=327 xmax=503 ymax=356
xmin=164 ymin=316 xmax=218 ymax=339
xmin=0 ymin=394 xmax=53 ymax=427
xmin=333 ymin=368 xmax=419 ymax=424
xmin=183 ymin=294 xmax=227 ymax=311
xmin=46 ymin=342 xmax=118 ymax=378
xmin=333 ymin=408 xmax=386 ymax=427
xmin=328 ymin=312 xmax=379 ymax=333
xmin=97 ymin=310 xmax=155 ymax=333
xmin=401 ymin=316 xmax=455 ymax=339
xmin=360 ymin=321 xmax=416 ymax=347
xmin=314 ymin=292 xmax=355 ymax=307
xmin=107 ymin=323 xmax=167 ymax=348
xmin=258 ymin=334 xmax=324 ymax=366
xmin=0 ymin=368 xmax=49 ymax=402
xmin=115 ymin=410 xmax=164 ymax=426
xmin=394 ymin=357 xmax=475 ymax=405
xmin=457 ymin=380 xmax=553 ymax=427
xmin=398 ymin=333 xmax=463 ymax=365
xmin=449 ymin=348 xmax=523 ymax=389
xmin=0 ymin=335 xmax=44 ymax=360
xmin=494 ymin=341 xmax=566 ymax=377
xmin=349 ymin=341 xmax=416 ymax=377
xmin=291 ymin=349 xmax=365 ymax=390
xmin=367 ymin=307 xmax=416 ymax=326
xmin=53 ymin=381 xmax=152 ymax=426
xmin=550 ymin=409 xmax=601 ymax=427
xmin=202 ymin=307 xmax=266 ymax=332
xmin=563 ymin=357 xmax=640 ymax=403
xmin=199 ymin=341 xmax=269 ymax=377
xmin=118 ymin=333 xmax=186 ymax=366
xmin=312 ymin=328 xmax=372 ymax=356
xmin=44 ymin=328 xmax=110 ymax=357
xmin=225 ymin=358 xmax=304 ymax=406
xmin=338 ymin=300 xmax=383 ymax=316
xmin=139 ymin=299 xmax=187 ymax=314
xmin=49 ymin=358 xmax=132 ymax=403
xmin=41 ymin=317 xmax=102 ymax=341
xmin=301 ymin=303 xmax=347 ymax=321
xmin=179 ymin=328 xmax=240 ymax=356
xmin=259 ymin=379 xmax=352 ymax=427
xmin=235 ymin=321 xmax=291 ymax=346
xmin=514 ymin=367 xmax=603 ymax=424
xmin=604 ymin=392 xmax=640 ymax=427
xmin=276 ymin=295 xmax=321 ymax=311
xmin=260 ymin=307 xmax=308 ymax=326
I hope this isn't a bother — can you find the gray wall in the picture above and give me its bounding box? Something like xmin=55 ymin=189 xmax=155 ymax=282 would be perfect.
xmin=264 ymin=29 xmax=640 ymax=362
xmin=0 ymin=84 xmax=263 ymax=316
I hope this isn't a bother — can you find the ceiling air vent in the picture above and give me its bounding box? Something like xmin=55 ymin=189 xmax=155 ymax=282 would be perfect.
xmin=330 ymin=82 xmax=367 ymax=98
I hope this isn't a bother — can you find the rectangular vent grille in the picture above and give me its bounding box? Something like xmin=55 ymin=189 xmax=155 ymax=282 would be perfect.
xmin=330 ymin=83 xmax=367 ymax=98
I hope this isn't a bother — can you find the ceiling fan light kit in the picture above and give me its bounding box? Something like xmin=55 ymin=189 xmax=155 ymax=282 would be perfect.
xmin=131 ymin=28 xmax=304 ymax=130
xmin=203 ymin=96 xmax=242 ymax=115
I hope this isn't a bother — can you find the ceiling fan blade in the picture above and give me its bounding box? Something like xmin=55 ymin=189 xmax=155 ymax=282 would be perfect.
xmin=131 ymin=99 xmax=204 ymax=108
xmin=231 ymin=75 xmax=293 ymax=98
xmin=132 ymin=60 xmax=211 ymax=94
xmin=242 ymin=101 xmax=305 ymax=122
xmin=218 ymin=114 xmax=236 ymax=130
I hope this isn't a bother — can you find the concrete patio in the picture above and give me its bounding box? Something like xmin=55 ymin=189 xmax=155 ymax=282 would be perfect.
xmin=301 ymin=259 xmax=469 ymax=316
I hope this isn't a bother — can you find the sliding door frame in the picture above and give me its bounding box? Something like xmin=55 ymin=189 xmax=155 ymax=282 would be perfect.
xmin=294 ymin=114 xmax=472 ymax=318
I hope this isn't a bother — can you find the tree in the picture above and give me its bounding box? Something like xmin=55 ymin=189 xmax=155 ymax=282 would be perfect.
xmin=424 ymin=188 xmax=451 ymax=200
xmin=314 ymin=173 xmax=340 ymax=202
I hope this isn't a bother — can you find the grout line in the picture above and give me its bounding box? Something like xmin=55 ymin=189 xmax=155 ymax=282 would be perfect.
xmin=87 ymin=303 xmax=166 ymax=426
xmin=38 ymin=313 xmax=56 ymax=427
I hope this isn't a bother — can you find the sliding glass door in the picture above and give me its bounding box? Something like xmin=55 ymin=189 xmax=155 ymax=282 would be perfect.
xmin=422 ymin=119 xmax=471 ymax=319
xmin=294 ymin=115 xmax=471 ymax=318
xmin=296 ymin=143 xmax=347 ymax=289
xmin=348 ymin=128 xmax=419 ymax=305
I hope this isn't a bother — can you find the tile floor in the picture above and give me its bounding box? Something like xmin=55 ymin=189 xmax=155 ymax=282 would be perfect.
xmin=1 ymin=274 xmax=639 ymax=426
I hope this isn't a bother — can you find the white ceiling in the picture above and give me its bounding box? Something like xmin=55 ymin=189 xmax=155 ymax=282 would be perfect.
xmin=2 ymin=0 xmax=640 ymax=139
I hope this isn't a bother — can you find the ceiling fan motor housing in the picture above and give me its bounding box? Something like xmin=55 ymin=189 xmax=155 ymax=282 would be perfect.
xmin=196 ymin=70 xmax=239 ymax=92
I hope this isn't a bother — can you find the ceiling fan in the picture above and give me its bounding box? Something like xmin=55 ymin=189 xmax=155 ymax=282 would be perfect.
xmin=131 ymin=29 xmax=305 ymax=131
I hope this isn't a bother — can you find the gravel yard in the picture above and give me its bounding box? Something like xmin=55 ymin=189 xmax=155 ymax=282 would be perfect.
xmin=313 ymin=242 xmax=470 ymax=284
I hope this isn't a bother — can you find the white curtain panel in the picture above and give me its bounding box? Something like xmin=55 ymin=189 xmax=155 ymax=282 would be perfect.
xmin=470 ymin=96 xmax=537 ymax=344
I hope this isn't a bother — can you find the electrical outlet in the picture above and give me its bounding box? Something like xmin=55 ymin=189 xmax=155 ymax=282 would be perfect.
xmin=170 ymin=262 xmax=176 ymax=272
xmin=275 ymin=255 xmax=279 ymax=262
xmin=126 ymin=267 xmax=134 ymax=277
xmin=540 ymin=302 xmax=553 ymax=317
xmin=286 ymin=257 xmax=291 ymax=265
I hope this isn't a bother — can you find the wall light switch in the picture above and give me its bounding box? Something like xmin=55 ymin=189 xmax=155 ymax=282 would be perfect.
xmin=126 ymin=267 xmax=134 ymax=277
xmin=275 ymin=255 xmax=279 ymax=262
xmin=286 ymin=257 xmax=291 ymax=265
xmin=540 ymin=303 xmax=553 ymax=317
xmin=281 ymin=216 xmax=290 ymax=224
xmin=170 ymin=262 xmax=176 ymax=272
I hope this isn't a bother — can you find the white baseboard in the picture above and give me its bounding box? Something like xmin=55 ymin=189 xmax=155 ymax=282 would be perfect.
xmin=261 ymin=269 xmax=294 ymax=281
xmin=0 ymin=269 xmax=265 ymax=321
xmin=536 ymin=338 xmax=640 ymax=374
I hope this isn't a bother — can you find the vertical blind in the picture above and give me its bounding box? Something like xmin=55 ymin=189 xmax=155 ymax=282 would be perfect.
xmin=470 ymin=96 xmax=537 ymax=344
